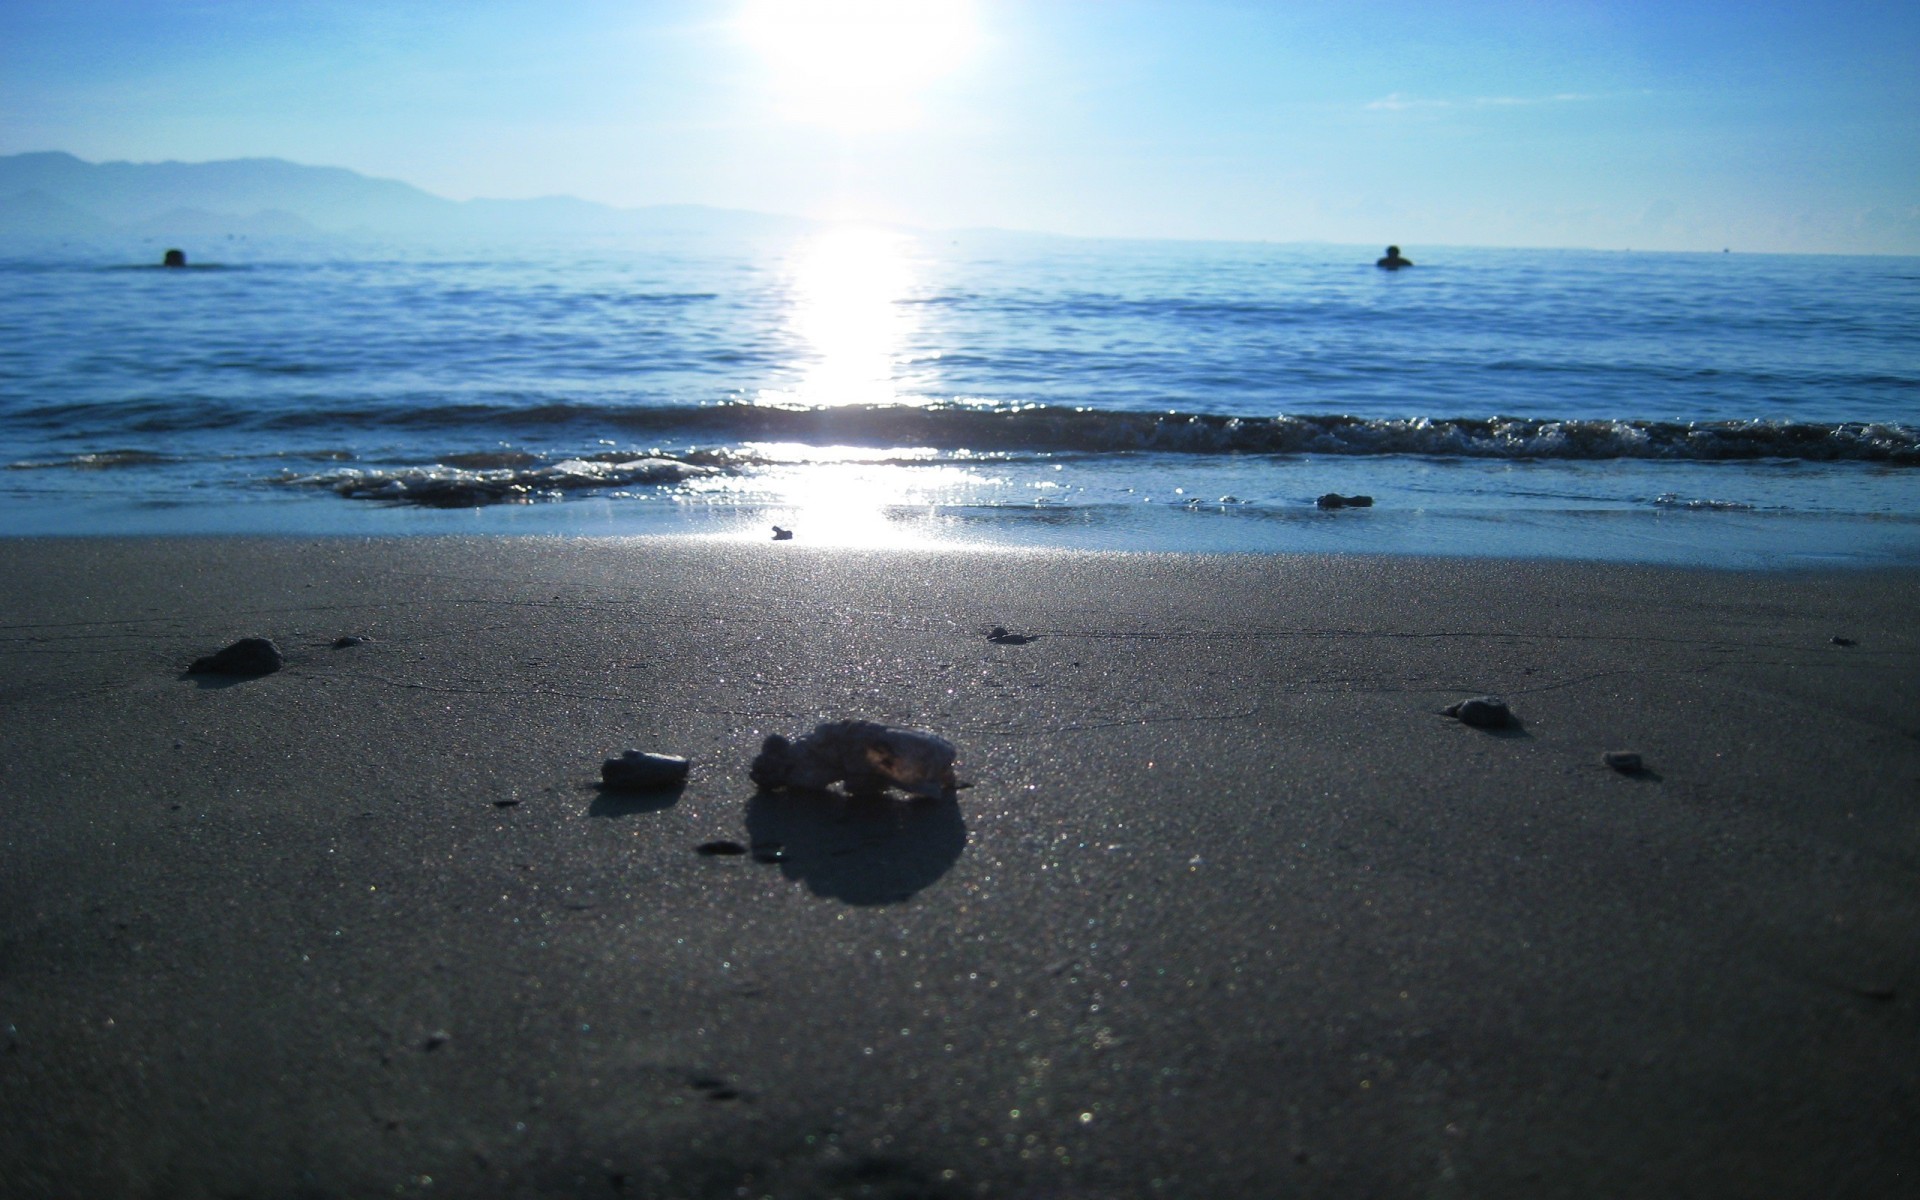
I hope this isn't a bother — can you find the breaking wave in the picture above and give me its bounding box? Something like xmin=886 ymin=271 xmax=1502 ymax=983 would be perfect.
xmin=282 ymin=454 xmax=719 ymax=507
xmin=242 ymin=403 xmax=1920 ymax=464
xmin=6 ymin=448 xmax=183 ymax=470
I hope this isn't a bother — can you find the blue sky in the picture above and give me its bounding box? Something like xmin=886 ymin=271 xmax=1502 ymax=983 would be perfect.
xmin=3 ymin=0 xmax=1916 ymax=253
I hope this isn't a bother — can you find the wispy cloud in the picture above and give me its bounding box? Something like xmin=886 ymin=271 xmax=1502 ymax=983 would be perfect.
xmin=1365 ymin=91 xmax=1603 ymax=112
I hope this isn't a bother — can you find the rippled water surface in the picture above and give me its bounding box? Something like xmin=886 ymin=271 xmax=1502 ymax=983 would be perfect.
xmin=2 ymin=231 xmax=1915 ymax=564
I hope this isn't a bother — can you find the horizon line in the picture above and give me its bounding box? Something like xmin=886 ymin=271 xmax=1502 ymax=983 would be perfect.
xmin=3 ymin=148 xmax=1913 ymax=260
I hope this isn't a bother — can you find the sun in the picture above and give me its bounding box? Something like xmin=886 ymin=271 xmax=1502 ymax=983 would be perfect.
xmin=737 ymin=0 xmax=979 ymax=131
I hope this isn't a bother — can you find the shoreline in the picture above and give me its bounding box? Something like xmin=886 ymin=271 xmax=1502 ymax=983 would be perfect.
xmin=5 ymin=493 xmax=1920 ymax=568
xmin=3 ymin=537 xmax=1916 ymax=1197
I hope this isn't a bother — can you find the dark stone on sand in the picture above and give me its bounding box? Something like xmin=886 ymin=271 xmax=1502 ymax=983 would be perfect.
xmin=1443 ymin=695 xmax=1514 ymax=729
xmin=422 ymin=1031 xmax=450 ymax=1051
xmin=1603 ymin=749 xmax=1644 ymax=773
xmin=687 ymin=1074 xmax=749 ymax=1101
xmin=600 ymin=750 xmax=690 ymax=791
xmin=188 ymin=637 xmax=284 ymax=676
xmin=772 ymin=525 xmax=793 ymax=540
xmin=1830 ymin=636 xmax=1857 ymax=646
xmin=750 ymin=842 xmax=785 ymax=863
xmin=1317 ymin=493 xmax=1374 ymax=509
xmin=331 ymin=635 xmax=371 ymax=648
xmin=696 ymin=840 xmax=747 ymax=856
xmin=988 ymin=626 xmax=1036 ymax=645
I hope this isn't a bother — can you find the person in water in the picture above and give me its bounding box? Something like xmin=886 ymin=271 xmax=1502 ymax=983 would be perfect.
xmin=1375 ymin=245 xmax=1413 ymax=270
xmin=162 ymin=248 xmax=187 ymax=268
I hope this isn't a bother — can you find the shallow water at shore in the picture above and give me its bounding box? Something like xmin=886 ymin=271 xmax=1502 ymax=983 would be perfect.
xmin=7 ymin=453 xmax=1914 ymax=567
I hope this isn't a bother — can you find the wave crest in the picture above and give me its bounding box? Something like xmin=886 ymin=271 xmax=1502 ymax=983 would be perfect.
xmin=285 ymin=455 xmax=716 ymax=507
xmin=236 ymin=402 xmax=1920 ymax=464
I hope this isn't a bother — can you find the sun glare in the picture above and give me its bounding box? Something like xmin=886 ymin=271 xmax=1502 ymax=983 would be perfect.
xmin=770 ymin=225 xmax=921 ymax=408
xmin=716 ymin=226 xmax=955 ymax=547
xmin=737 ymin=0 xmax=979 ymax=131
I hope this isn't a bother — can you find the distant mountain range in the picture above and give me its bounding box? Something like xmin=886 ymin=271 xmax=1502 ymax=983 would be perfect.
xmin=0 ymin=151 xmax=812 ymax=239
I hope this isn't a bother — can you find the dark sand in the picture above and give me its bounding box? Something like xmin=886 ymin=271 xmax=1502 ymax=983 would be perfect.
xmin=1 ymin=537 xmax=1915 ymax=1198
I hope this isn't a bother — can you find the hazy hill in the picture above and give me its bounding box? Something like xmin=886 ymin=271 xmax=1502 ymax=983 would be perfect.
xmin=0 ymin=187 xmax=113 ymax=236
xmin=0 ymin=151 xmax=809 ymax=239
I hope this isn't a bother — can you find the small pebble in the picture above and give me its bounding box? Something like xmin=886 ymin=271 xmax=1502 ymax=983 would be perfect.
xmin=188 ymin=636 xmax=283 ymax=676
xmin=696 ymin=840 xmax=747 ymax=856
xmin=423 ymin=1031 xmax=450 ymax=1051
xmin=1603 ymin=750 xmax=1644 ymax=773
xmin=988 ymin=625 xmax=1036 ymax=645
xmin=750 ymin=843 xmax=786 ymax=864
xmin=1830 ymin=636 xmax=1857 ymax=647
xmin=771 ymin=525 xmax=793 ymax=541
xmin=331 ymin=635 xmax=371 ymax=649
xmin=1442 ymin=695 xmax=1514 ymax=729
xmin=601 ymin=750 xmax=690 ymax=791
xmin=492 ymin=798 xmax=521 ymax=808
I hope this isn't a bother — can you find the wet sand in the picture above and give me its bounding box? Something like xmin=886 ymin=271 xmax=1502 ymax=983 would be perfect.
xmin=1 ymin=537 xmax=1915 ymax=1198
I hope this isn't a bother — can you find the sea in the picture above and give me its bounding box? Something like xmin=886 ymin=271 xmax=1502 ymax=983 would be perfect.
xmin=2 ymin=229 xmax=1916 ymax=567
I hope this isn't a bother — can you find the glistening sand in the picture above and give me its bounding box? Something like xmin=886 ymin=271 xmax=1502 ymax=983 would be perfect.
xmin=1 ymin=538 xmax=1915 ymax=1197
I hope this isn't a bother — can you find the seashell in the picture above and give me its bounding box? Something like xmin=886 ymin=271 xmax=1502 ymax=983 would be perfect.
xmin=750 ymin=720 xmax=959 ymax=799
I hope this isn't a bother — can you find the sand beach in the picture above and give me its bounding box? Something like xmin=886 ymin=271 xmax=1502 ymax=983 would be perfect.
xmin=1 ymin=536 xmax=1916 ymax=1198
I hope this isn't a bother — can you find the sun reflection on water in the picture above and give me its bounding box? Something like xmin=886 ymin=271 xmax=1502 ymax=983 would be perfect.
xmin=686 ymin=448 xmax=1007 ymax=550
xmin=765 ymin=226 xmax=923 ymax=410
xmin=721 ymin=226 xmax=964 ymax=547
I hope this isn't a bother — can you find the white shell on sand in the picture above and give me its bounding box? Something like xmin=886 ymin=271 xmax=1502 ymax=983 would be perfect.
xmin=750 ymin=721 xmax=959 ymax=799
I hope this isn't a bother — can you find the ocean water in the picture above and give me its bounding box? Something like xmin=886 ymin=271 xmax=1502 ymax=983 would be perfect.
xmin=2 ymin=230 xmax=1916 ymax=565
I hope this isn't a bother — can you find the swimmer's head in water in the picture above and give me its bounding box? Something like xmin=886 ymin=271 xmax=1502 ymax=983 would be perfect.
xmin=162 ymin=249 xmax=186 ymax=268
xmin=1385 ymin=246 xmax=1400 ymax=257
